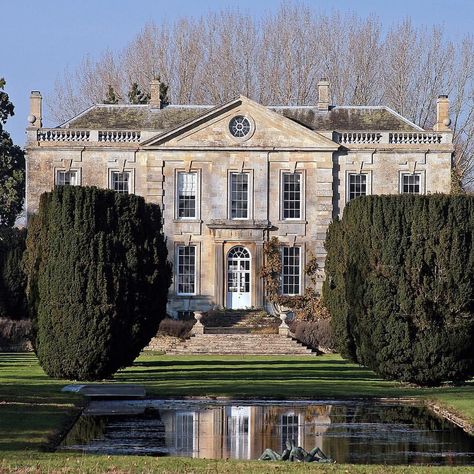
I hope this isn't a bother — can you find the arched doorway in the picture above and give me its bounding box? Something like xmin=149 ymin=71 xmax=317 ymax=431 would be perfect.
xmin=226 ymin=246 xmax=251 ymax=309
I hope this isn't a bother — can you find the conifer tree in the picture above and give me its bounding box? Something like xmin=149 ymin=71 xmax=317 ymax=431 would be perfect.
xmin=323 ymin=195 xmax=474 ymax=386
xmin=158 ymin=79 xmax=170 ymax=106
xmin=103 ymin=85 xmax=119 ymax=104
xmin=0 ymin=227 xmax=27 ymax=319
xmin=0 ymin=78 xmax=25 ymax=227
xmin=25 ymin=186 xmax=172 ymax=380
xmin=127 ymin=82 xmax=150 ymax=104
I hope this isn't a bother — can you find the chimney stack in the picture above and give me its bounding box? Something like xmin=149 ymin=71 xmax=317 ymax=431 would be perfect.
xmin=150 ymin=79 xmax=161 ymax=108
xmin=28 ymin=91 xmax=42 ymax=128
xmin=317 ymin=79 xmax=330 ymax=111
xmin=434 ymin=95 xmax=451 ymax=131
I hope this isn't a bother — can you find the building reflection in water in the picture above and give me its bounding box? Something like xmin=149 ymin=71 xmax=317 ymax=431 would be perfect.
xmin=60 ymin=401 xmax=474 ymax=464
xmin=161 ymin=404 xmax=332 ymax=459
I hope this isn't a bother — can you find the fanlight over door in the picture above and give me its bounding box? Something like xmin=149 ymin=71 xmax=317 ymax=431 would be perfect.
xmin=226 ymin=246 xmax=251 ymax=309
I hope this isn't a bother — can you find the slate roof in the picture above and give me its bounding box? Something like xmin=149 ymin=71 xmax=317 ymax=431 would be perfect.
xmin=63 ymin=103 xmax=422 ymax=132
xmin=272 ymin=106 xmax=422 ymax=132
xmin=64 ymin=105 xmax=211 ymax=131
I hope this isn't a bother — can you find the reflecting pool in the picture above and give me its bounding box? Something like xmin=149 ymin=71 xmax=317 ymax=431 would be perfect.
xmin=59 ymin=399 xmax=474 ymax=465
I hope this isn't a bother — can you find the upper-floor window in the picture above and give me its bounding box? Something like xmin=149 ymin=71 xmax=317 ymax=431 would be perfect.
xmin=230 ymin=172 xmax=249 ymax=219
xmin=282 ymin=172 xmax=302 ymax=219
xmin=348 ymin=173 xmax=367 ymax=201
xmin=56 ymin=170 xmax=79 ymax=186
xmin=110 ymin=171 xmax=131 ymax=194
xmin=177 ymin=172 xmax=197 ymax=219
xmin=281 ymin=247 xmax=301 ymax=296
xmin=401 ymin=173 xmax=421 ymax=194
xmin=176 ymin=245 xmax=196 ymax=295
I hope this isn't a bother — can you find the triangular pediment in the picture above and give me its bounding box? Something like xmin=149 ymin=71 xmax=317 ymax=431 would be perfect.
xmin=141 ymin=96 xmax=339 ymax=150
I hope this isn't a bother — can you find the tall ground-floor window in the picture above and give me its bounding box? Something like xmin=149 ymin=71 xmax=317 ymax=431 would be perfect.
xmin=177 ymin=246 xmax=196 ymax=295
xmin=281 ymin=247 xmax=301 ymax=295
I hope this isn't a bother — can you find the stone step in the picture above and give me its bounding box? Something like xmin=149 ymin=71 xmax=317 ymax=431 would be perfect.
xmin=165 ymin=333 xmax=315 ymax=356
xmin=204 ymin=327 xmax=278 ymax=334
xmin=202 ymin=310 xmax=279 ymax=329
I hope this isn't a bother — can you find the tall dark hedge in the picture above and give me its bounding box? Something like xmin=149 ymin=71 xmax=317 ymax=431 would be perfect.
xmin=25 ymin=186 xmax=172 ymax=380
xmin=323 ymin=195 xmax=474 ymax=386
xmin=0 ymin=227 xmax=27 ymax=319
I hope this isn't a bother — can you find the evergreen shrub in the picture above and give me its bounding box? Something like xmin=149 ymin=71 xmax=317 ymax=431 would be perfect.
xmin=0 ymin=227 xmax=27 ymax=319
xmin=25 ymin=186 xmax=172 ymax=380
xmin=323 ymin=195 xmax=474 ymax=386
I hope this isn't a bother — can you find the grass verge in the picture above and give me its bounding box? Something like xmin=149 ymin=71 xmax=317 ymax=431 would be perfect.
xmin=0 ymin=352 xmax=473 ymax=473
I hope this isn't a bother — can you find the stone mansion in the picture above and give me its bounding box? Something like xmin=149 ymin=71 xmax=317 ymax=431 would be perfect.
xmin=25 ymin=80 xmax=453 ymax=317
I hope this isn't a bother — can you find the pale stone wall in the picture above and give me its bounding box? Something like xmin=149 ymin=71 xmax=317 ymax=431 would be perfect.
xmin=25 ymin=99 xmax=453 ymax=318
xmin=335 ymin=147 xmax=452 ymax=217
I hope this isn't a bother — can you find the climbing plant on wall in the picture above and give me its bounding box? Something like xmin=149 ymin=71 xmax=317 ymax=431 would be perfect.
xmin=260 ymin=236 xmax=329 ymax=321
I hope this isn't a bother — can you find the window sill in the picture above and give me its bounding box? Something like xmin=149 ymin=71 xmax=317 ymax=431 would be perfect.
xmin=173 ymin=219 xmax=202 ymax=224
xmin=277 ymin=220 xmax=307 ymax=225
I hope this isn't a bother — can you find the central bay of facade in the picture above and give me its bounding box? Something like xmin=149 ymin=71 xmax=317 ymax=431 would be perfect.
xmin=25 ymin=82 xmax=453 ymax=317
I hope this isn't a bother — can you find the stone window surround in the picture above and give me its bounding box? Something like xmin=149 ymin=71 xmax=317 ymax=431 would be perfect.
xmin=174 ymin=168 xmax=201 ymax=221
xmin=345 ymin=170 xmax=372 ymax=204
xmin=227 ymin=169 xmax=254 ymax=220
xmin=107 ymin=168 xmax=135 ymax=194
xmin=54 ymin=167 xmax=81 ymax=186
xmin=279 ymin=169 xmax=306 ymax=221
xmin=399 ymin=170 xmax=425 ymax=195
xmin=174 ymin=241 xmax=201 ymax=297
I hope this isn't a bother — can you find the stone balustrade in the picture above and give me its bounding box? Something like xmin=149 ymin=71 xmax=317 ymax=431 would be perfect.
xmin=34 ymin=128 xmax=450 ymax=147
xmin=338 ymin=132 xmax=382 ymax=145
xmin=336 ymin=131 xmax=450 ymax=146
xmin=37 ymin=129 xmax=90 ymax=142
xmin=388 ymin=132 xmax=443 ymax=144
xmin=98 ymin=130 xmax=141 ymax=143
xmin=34 ymin=128 xmax=141 ymax=144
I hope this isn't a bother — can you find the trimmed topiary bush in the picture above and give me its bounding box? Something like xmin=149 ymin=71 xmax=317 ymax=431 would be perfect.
xmin=158 ymin=317 xmax=194 ymax=339
xmin=291 ymin=319 xmax=335 ymax=353
xmin=323 ymin=195 xmax=474 ymax=386
xmin=0 ymin=227 xmax=27 ymax=319
xmin=25 ymin=186 xmax=172 ymax=380
xmin=0 ymin=317 xmax=31 ymax=350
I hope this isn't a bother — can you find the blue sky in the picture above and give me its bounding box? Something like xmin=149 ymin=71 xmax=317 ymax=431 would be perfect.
xmin=3 ymin=0 xmax=473 ymax=145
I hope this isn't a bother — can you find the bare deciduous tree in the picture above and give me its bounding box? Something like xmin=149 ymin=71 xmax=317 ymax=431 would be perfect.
xmin=46 ymin=4 xmax=474 ymax=188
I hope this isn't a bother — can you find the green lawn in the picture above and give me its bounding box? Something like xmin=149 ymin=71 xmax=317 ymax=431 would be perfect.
xmin=1 ymin=351 xmax=473 ymax=473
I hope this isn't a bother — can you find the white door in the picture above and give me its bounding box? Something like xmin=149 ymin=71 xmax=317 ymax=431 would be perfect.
xmin=226 ymin=246 xmax=251 ymax=309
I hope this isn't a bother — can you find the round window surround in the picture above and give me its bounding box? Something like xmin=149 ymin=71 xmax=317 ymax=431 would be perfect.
xmin=228 ymin=115 xmax=254 ymax=141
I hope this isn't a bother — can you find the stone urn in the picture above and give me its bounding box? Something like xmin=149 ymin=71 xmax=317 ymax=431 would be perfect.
xmin=192 ymin=311 xmax=205 ymax=335
xmin=279 ymin=311 xmax=291 ymax=336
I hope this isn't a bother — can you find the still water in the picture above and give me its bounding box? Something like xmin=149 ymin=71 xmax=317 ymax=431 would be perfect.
xmin=60 ymin=399 xmax=474 ymax=465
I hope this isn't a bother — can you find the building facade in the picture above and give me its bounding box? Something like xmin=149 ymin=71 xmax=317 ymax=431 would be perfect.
xmin=25 ymin=80 xmax=453 ymax=317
